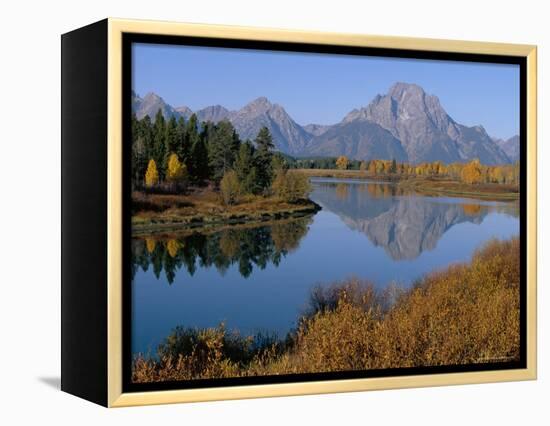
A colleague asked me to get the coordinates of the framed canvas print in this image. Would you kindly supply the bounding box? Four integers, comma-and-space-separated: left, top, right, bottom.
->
61, 18, 537, 407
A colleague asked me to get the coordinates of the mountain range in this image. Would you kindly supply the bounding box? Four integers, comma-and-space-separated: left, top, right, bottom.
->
132, 82, 518, 165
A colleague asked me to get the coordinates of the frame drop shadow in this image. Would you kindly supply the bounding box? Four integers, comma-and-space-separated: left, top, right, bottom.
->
38, 376, 61, 390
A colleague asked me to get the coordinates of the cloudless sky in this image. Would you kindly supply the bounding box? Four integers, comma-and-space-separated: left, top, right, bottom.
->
133, 43, 519, 139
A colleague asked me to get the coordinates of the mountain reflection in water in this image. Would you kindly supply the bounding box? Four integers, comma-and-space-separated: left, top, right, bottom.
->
310, 179, 518, 260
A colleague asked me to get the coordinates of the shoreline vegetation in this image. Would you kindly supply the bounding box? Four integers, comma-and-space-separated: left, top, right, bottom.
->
132, 237, 520, 382
132, 188, 320, 235
296, 167, 519, 201
396, 177, 519, 201
132, 114, 315, 233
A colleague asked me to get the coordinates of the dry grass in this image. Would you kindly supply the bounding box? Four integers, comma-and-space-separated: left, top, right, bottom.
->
398, 177, 519, 201
132, 188, 320, 234
295, 169, 519, 201
295, 168, 399, 181
132, 237, 520, 382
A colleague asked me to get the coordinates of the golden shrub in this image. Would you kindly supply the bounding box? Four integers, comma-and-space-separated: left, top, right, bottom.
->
219, 170, 241, 205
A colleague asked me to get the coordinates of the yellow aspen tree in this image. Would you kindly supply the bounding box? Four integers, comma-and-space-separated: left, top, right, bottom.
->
461, 159, 482, 184
166, 153, 187, 183
368, 160, 377, 175
145, 159, 159, 188
336, 155, 349, 170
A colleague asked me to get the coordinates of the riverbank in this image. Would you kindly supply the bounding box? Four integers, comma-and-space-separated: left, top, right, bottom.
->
132, 236, 520, 382
397, 177, 519, 201
295, 169, 519, 201
296, 168, 401, 181
132, 189, 321, 235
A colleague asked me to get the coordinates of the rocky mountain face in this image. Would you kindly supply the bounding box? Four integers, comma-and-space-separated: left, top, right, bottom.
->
331, 83, 510, 165
132, 93, 311, 153
227, 97, 312, 153
132, 83, 514, 164
494, 135, 520, 162
196, 105, 230, 123
303, 123, 331, 136
174, 105, 193, 120
305, 120, 407, 161
132, 92, 181, 120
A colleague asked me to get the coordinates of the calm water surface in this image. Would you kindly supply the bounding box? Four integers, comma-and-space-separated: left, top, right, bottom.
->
131, 178, 519, 354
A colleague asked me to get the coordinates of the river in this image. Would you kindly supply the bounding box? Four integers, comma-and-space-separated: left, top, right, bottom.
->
131, 177, 519, 355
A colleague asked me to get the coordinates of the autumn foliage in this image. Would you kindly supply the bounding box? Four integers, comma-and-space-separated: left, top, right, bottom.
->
359, 158, 519, 185
144, 159, 159, 188
336, 155, 349, 170
219, 170, 241, 205
461, 159, 483, 184
166, 153, 187, 184
271, 169, 312, 203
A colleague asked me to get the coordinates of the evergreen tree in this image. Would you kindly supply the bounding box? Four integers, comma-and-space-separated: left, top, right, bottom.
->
253, 127, 275, 191
164, 116, 179, 172
131, 113, 148, 187
390, 158, 397, 173
234, 140, 258, 194
140, 115, 153, 160
175, 116, 188, 164
208, 120, 240, 183
184, 114, 199, 166
189, 136, 209, 184
152, 109, 166, 179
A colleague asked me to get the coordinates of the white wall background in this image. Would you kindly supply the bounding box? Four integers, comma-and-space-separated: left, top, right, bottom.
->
0, 0, 546, 423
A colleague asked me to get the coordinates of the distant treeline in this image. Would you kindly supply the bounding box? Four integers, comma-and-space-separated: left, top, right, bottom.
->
288, 156, 520, 185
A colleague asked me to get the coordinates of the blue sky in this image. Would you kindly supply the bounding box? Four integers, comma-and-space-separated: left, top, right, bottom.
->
133, 43, 520, 139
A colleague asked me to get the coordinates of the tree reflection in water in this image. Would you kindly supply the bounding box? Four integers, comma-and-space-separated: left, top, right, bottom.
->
131, 216, 313, 284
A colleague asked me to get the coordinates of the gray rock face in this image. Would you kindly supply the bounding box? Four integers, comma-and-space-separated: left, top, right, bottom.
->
303, 123, 331, 136
494, 135, 520, 162
195, 105, 230, 123
304, 120, 407, 161
132, 92, 180, 120
341, 82, 510, 165
174, 105, 193, 120
227, 97, 312, 153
